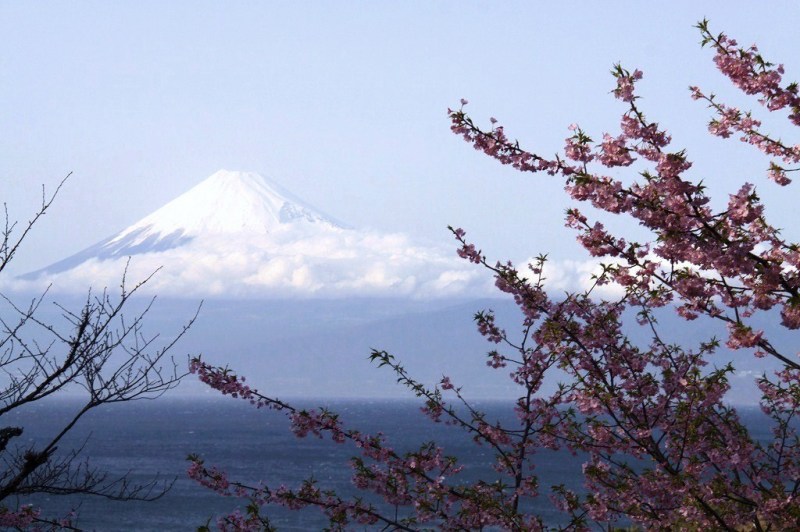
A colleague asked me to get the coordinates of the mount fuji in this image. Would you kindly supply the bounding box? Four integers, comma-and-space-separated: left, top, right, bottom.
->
9, 171, 777, 402
19, 170, 485, 298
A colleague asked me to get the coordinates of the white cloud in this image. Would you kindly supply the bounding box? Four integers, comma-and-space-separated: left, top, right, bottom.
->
520, 256, 627, 299
4, 229, 493, 299
6, 225, 683, 301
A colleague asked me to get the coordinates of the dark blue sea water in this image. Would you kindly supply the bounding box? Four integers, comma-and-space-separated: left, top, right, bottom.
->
7, 398, 772, 531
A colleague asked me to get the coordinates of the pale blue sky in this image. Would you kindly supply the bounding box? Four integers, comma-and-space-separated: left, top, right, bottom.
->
2, 2, 799, 276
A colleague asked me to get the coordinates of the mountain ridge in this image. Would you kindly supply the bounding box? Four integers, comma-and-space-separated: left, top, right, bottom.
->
23, 170, 345, 278
18, 170, 484, 298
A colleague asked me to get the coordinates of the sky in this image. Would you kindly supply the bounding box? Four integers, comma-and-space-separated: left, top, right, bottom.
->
2, 2, 800, 279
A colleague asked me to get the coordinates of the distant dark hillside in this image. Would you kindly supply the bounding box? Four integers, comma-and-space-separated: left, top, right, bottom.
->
5, 294, 791, 403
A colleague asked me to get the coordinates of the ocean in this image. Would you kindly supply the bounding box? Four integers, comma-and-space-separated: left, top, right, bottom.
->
8, 398, 772, 531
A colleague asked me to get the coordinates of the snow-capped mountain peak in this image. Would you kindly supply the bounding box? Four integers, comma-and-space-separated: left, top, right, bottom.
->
17, 169, 484, 298
23, 170, 345, 278
111, 169, 342, 242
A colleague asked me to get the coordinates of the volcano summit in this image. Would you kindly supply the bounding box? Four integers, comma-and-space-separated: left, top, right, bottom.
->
20, 170, 482, 298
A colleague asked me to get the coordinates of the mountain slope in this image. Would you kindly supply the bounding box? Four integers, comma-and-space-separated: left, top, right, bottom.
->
24, 170, 345, 277
110, 169, 345, 239
18, 170, 485, 298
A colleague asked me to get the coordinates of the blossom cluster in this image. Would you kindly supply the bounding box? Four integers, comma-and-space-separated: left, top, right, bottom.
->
0, 506, 40, 528
444, 22, 800, 528
192, 22, 800, 530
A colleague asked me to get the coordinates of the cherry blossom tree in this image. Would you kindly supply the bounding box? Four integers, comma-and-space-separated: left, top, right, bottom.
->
190, 21, 800, 530
0, 175, 196, 529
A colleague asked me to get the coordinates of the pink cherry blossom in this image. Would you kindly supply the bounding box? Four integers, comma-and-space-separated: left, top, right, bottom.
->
191, 21, 800, 530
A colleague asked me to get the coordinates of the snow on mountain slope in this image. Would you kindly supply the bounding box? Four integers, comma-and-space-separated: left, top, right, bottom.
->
16, 170, 488, 298
111, 169, 345, 240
